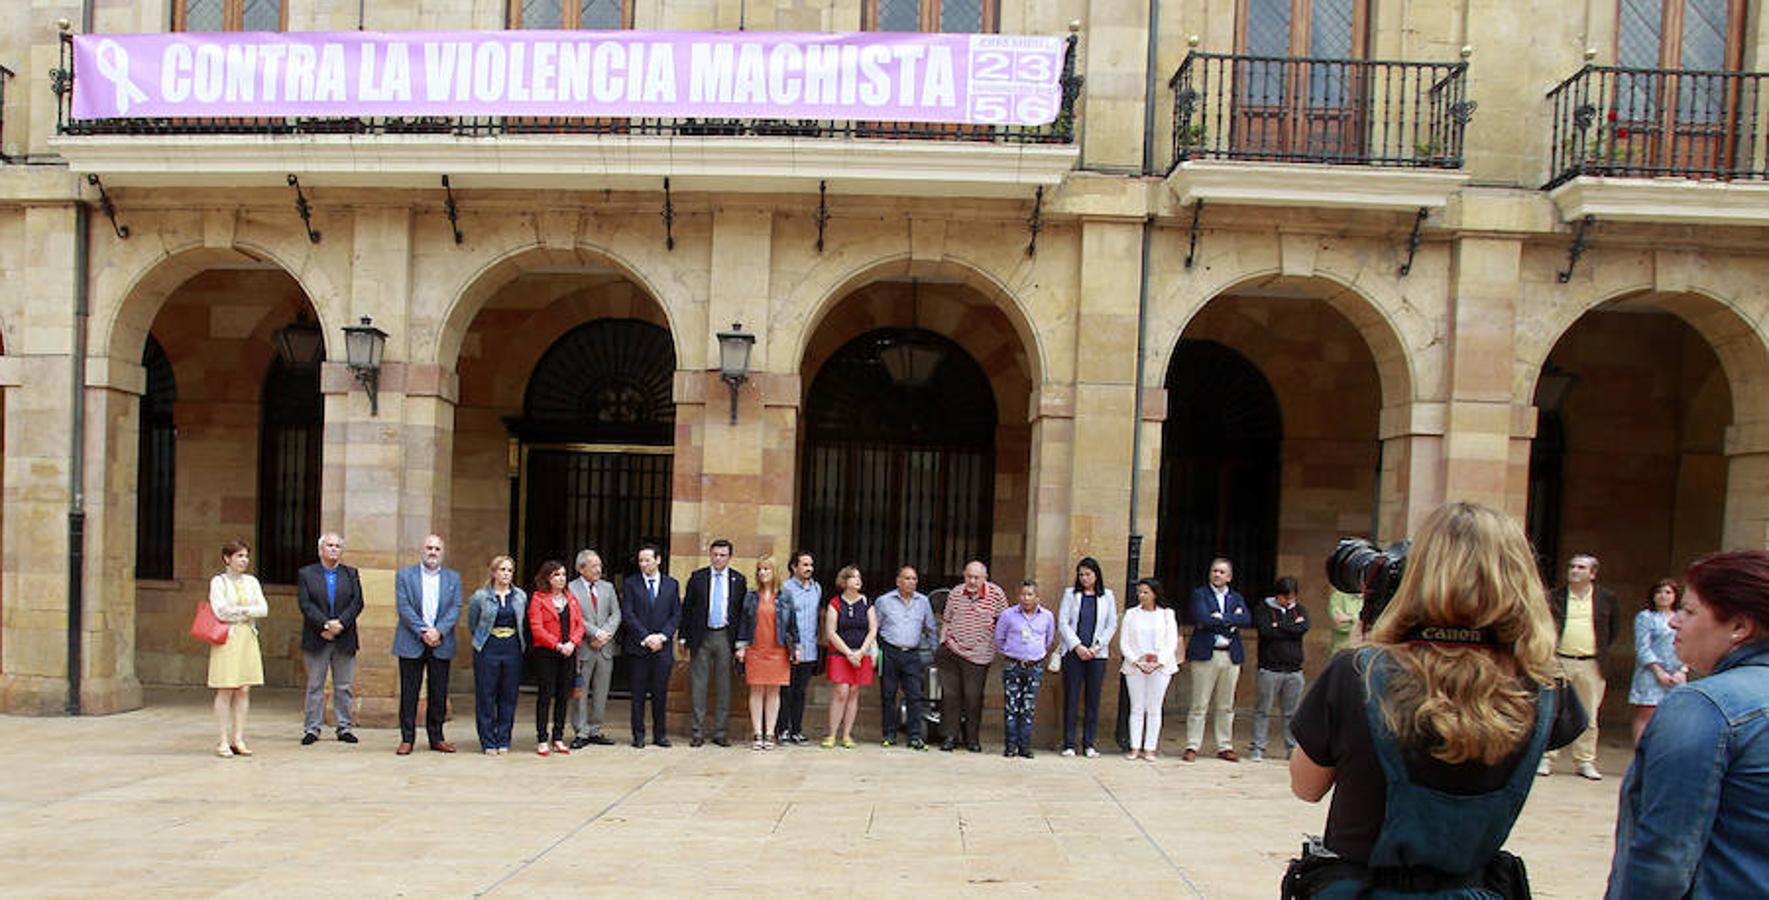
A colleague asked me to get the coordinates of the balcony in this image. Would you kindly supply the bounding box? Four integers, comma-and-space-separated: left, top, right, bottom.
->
48, 32, 1083, 199
1544, 64, 1769, 226
1164, 51, 1472, 212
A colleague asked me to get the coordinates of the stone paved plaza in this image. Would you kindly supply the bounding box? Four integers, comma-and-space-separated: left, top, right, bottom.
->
0, 687, 1628, 897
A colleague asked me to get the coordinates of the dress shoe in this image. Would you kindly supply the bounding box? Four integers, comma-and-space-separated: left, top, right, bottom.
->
301, 733, 319, 746
337, 731, 359, 744
1181, 748, 1198, 762
712, 736, 730, 748
1536, 758, 1552, 777
909, 739, 928, 751
690, 736, 705, 748
1217, 749, 1239, 762
1018, 746, 1034, 759
1577, 762, 1603, 781
395, 742, 414, 755
229, 742, 253, 757
550, 740, 569, 755
966, 742, 983, 753
1003, 745, 1017, 758
653, 737, 672, 748
568, 736, 590, 751
430, 741, 457, 754
631, 737, 646, 749
585, 734, 615, 746
940, 737, 957, 752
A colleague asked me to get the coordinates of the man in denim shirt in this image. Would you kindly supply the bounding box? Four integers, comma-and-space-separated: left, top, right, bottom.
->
775, 551, 823, 745
875, 566, 938, 750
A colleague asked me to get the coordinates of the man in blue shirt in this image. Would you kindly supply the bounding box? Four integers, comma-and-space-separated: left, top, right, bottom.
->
775, 551, 822, 745
875, 565, 939, 750
295, 532, 365, 745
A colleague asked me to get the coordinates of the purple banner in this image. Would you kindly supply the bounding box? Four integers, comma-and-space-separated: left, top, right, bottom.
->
72, 30, 1064, 125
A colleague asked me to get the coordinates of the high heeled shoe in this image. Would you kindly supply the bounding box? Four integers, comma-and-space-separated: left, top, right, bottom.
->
215, 742, 234, 758
229, 741, 253, 757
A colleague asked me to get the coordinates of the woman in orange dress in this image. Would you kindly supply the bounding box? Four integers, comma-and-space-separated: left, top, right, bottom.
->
737, 555, 797, 750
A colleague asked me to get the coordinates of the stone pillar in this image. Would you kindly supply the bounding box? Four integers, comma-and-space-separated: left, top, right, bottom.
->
1723, 419, 1769, 549
1, 203, 143, 714
1377, 402, 1448, 540
1067, 219, 1143, 588
1441, 237, 1523, 511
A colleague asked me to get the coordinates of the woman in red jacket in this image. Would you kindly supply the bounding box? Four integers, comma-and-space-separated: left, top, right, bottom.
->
527, 560, 585, 756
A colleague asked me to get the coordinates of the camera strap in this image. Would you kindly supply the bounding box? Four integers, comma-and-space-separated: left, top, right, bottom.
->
1401, 625, 1502, 646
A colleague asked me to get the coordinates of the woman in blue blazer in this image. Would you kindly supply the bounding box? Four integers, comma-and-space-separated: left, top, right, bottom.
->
466, 555, 528, 754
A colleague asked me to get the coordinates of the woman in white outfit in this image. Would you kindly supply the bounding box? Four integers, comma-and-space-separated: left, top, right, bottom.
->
208, 538, 269, 758
1120, 577, 1180, 760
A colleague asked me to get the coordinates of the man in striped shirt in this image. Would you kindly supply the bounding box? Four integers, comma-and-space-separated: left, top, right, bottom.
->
938, 560, 1010, 752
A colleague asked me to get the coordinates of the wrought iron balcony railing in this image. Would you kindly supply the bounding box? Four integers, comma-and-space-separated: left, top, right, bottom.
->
1168, 51, 1471, 171
0, 64, 15, 161
1544, 64, 1765, 188
52, 31, 1083, 146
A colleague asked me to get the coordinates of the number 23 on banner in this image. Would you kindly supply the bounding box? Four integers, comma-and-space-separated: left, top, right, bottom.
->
971, 49, 1054, 84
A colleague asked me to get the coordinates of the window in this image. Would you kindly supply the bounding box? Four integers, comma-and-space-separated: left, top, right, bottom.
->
1611, 0, 1749, 172
863, 0, 998, 33
1232, 0, 1372, 159
256, 359, 322, 586
508, 0, 634, 29
136, 336, 176, 581
1618, 0, 1745, 70
174, 0, 284, 31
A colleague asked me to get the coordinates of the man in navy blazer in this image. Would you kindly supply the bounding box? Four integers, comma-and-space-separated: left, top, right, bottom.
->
296, 532, 365, 744
620, 543, 682, 748
393, 534, 464, 754
680, 538, 748, 747
1183, 557, 1251, 762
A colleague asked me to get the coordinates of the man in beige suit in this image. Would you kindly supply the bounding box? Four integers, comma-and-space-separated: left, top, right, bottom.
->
568, 549, 622, 749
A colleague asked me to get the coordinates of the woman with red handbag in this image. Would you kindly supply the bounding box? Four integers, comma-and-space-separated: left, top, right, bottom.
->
208, 539, 269, 758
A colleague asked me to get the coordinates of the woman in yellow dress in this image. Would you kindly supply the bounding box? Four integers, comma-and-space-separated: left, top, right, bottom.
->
209, 538, 269, 758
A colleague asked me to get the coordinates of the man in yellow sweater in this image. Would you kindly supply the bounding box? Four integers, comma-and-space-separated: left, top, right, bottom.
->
1540, 553, 1618, 780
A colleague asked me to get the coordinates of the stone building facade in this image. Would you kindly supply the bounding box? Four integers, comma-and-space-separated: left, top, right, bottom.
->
2, 0, 1766, 738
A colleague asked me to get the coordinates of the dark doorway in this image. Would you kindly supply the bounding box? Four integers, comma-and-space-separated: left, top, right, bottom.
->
257, 356, 324, 586
510, 318, 676, 588
1155, 339, 1283, 612
798, 328, 997, 593
137, 335, 177, 580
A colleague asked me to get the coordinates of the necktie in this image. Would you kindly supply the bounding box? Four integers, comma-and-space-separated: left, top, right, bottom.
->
648, 578, 657, 601
712, 573, 724, 628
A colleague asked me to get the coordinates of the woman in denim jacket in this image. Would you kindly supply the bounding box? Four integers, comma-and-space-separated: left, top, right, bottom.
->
466, 555, 528, 754
736, 555, 799, 750
1608, 550, 1769, 899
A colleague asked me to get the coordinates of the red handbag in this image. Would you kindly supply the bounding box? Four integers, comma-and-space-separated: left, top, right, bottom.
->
191, 600, 230, 645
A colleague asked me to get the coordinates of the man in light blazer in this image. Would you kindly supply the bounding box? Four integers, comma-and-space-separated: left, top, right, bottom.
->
1183, 557, 1252, 762
393, 534, 464, 754
296, 532, 366, 744
568, 549, 621, 749
680, 538, 748, 747
620, 544, 682, 748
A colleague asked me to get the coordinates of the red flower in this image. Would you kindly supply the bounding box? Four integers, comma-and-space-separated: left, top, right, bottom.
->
1617, 127, 1630, 139
1607, 109, 1618, 122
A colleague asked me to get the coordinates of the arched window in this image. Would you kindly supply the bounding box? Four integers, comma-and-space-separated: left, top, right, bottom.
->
1156, 339, 1282, 611
136, 336, 177, 580
257, 358, 323, 585
799, 328, 997, 591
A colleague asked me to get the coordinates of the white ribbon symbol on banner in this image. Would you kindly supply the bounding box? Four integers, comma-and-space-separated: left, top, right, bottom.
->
94, 39, 149, 115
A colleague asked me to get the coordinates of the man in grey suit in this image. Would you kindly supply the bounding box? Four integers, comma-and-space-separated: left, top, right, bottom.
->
392, 534, 464, 754
568, 549, 621, 749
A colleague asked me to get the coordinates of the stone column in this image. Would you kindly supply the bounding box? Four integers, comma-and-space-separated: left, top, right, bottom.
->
1377, 402, 1448, 540
1441, 237, 1523, 511
1067, 218, 1143, 588
1723, 419, 1769, 549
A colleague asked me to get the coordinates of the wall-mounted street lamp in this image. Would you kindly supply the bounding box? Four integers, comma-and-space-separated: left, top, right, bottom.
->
342, 315, 388, 416
716, 322, 755, 425
272, 310, 325, 367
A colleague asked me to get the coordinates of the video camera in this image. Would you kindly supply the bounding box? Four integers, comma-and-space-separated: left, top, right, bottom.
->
1326, 537, 1412, 629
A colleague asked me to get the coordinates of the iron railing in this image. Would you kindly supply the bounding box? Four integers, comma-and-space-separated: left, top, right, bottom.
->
53, 32, 1084, 145
1168, 51, 1471, 171
1544, 64, 1765, 188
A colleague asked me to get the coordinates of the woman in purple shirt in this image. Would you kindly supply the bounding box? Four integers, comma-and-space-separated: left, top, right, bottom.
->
994, 579, 1057, 759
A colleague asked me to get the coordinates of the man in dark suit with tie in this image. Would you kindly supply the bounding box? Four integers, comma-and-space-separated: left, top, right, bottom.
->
620, 543, 682, 748
296, 532, 365, 745
392, 534, 464, 755
1182, 557, 1251, 762
681, 538, 748, 747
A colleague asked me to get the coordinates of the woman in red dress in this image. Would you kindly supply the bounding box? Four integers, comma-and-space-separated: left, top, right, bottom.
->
822, 565, 878, 749
737, 555, 797, 750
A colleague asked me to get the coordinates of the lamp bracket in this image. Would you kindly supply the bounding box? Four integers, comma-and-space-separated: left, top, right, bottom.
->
815, 179, 830, 253
1184, 199, 1206, 269
661, 177, 675, 251
1026, 185, 1044, 257
1397, 207, 1427, 277
1557, 215, 1595, 284
287, 174, 321, 244
85, 174, 129, 239
441, 175, 464, 245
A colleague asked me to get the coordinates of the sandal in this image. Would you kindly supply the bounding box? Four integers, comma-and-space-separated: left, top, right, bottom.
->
229, 742, 252, 757
752, 733, 765, 751
762, 733, 776, 750
820, 735, 837, 749
215, 742, 234, 758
